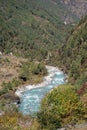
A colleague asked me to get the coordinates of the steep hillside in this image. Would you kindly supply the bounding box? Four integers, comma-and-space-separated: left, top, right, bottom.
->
59, 16, 87, 85
49, 0, 87, 21
60, 0, 87, 18
0, 0, 72, 60
38, 16, 87, 130
0, 0, 87, 85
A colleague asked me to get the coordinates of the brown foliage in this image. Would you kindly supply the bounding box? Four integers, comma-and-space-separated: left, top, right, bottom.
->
77, 82, 87, 95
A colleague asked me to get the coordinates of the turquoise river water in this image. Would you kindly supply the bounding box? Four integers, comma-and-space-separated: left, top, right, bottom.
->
16, 66, 66, 115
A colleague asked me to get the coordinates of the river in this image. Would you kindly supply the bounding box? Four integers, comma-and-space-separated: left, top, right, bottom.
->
15, 66, 66, 115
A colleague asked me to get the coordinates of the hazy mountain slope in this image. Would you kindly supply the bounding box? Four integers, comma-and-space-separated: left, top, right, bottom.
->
50, 0, 87, 18
64, 0, 87, 18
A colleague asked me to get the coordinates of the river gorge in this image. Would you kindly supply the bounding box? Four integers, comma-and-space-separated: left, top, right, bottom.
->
15, 66, 66, 115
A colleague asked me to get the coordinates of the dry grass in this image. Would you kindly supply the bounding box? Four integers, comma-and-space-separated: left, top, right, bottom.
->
0, 54, 27, 89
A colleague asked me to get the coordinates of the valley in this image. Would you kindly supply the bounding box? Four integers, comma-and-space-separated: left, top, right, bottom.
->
0, 0, 87, 130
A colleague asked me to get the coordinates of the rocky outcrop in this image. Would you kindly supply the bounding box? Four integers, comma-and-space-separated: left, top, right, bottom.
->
0, 93, 20, 104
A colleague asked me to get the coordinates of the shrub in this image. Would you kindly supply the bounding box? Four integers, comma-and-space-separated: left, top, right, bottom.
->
0, 79, 20, 96
38, 85, 85, 130
0, 113, 40, 130
31, 63, 47, 75
19, 63, 30, 81
19, 62, 47, 82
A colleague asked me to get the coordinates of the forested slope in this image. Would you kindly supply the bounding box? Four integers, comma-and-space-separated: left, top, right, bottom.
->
38, 16, 87, 130
59, 16, 87, 85
0, 0, 73, 60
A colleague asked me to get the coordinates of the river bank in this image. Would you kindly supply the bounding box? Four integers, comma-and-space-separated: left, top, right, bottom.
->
15, 65, 65, 97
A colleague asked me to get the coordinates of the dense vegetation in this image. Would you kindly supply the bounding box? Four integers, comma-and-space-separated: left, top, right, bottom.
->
0, 79, 20, 96
38, 85, 87, 130
0, 112, 40, 130
58, 16, 87, 86
37, 16, 87, 130
0, 0, 76, 60
38, 16, 87, 130
19, 61, 47, 83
